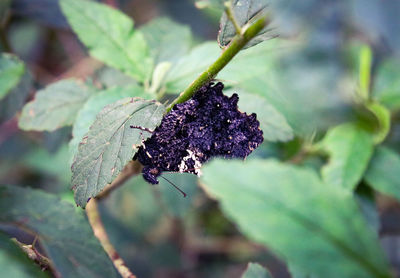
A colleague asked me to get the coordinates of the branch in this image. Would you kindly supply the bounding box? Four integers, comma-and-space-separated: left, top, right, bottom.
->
11, 238, 53, 271
86, 199, 136, 278
166, 15, 269, 112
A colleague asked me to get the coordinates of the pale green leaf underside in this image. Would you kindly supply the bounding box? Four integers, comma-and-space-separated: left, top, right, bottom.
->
0, 233, 48, 278
364, 146, 400, 201
241, 263, 273, 278
69, 85, 149, 163
195, 0, 224, 10
321, 123, 374, 190
0, 185, 118, 278
0, 53, 25, 101
218, 40, 281, 85
158, 173, 199, 219
24, 144, 71, 185
164, 40, 280, 94
165, 42, 220, 93
71, 97, 165, 207
60, 0, 153, 82
140, 17, 192, 64
19, 79, 91, 132
227, 88, 293, 142
288, 263, 317, 278
201, 159, 390, 278
373, 59, 400, 111
218, 0, 272, 49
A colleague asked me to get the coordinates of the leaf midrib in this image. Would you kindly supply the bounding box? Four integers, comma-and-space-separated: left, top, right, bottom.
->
225, 187, 390, 278
27, 98, 87, 120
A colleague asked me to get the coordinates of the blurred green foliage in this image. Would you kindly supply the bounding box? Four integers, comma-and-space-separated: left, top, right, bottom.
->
1, 0, 400, 277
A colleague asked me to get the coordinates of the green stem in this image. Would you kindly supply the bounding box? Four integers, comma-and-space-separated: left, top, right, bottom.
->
224, 1, 242, 35
358, 45, 372, 101
166, 15, 268, 112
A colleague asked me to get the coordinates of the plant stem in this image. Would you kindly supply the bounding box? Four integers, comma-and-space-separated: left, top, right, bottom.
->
358, 45, 372, 101
166, 15, 269, 112
86, 199, 136, 278
224, 1, 242, 35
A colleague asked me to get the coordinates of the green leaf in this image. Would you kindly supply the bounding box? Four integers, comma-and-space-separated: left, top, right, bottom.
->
288, 263, 316, 278
69, 85, 148, 163
71, 97, 165, 207
234, 40, 352, 136
19, 79, 91, 132
226, 88, 293, 142
321, 124, 374, 190
241, 263, 273, 278
201, 159, 391, 278
373, 59, 400, 111
0, 53, 25, 101
158, 173, 199, 219
237, 72, 343, 137
0, 185, 118, 278
148, 61, 172, 95
60, 0, 153, 82
364, 146, 400, 202
218, 0, 273, 49
105, 175, 162, 235
0, 232, 49, 278
365, 102, 391, 144
195, 0, 224, 10
219, 40, 281, 85
23, 144, 71, 185
355, 185, 380, 233
0, 69, 32, 123
165, 40, 280, 93
141, 17, 192, 64
165, 42, 219, 93
94, 67, 137, 88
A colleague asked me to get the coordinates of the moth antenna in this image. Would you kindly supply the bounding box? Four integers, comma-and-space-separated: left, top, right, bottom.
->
160, 176, 187, 198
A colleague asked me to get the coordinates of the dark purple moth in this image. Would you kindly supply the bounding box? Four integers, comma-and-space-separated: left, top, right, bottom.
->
133, 82, 264, 185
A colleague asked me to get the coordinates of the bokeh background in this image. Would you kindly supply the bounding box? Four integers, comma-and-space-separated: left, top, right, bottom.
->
1, 0, 400, 277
